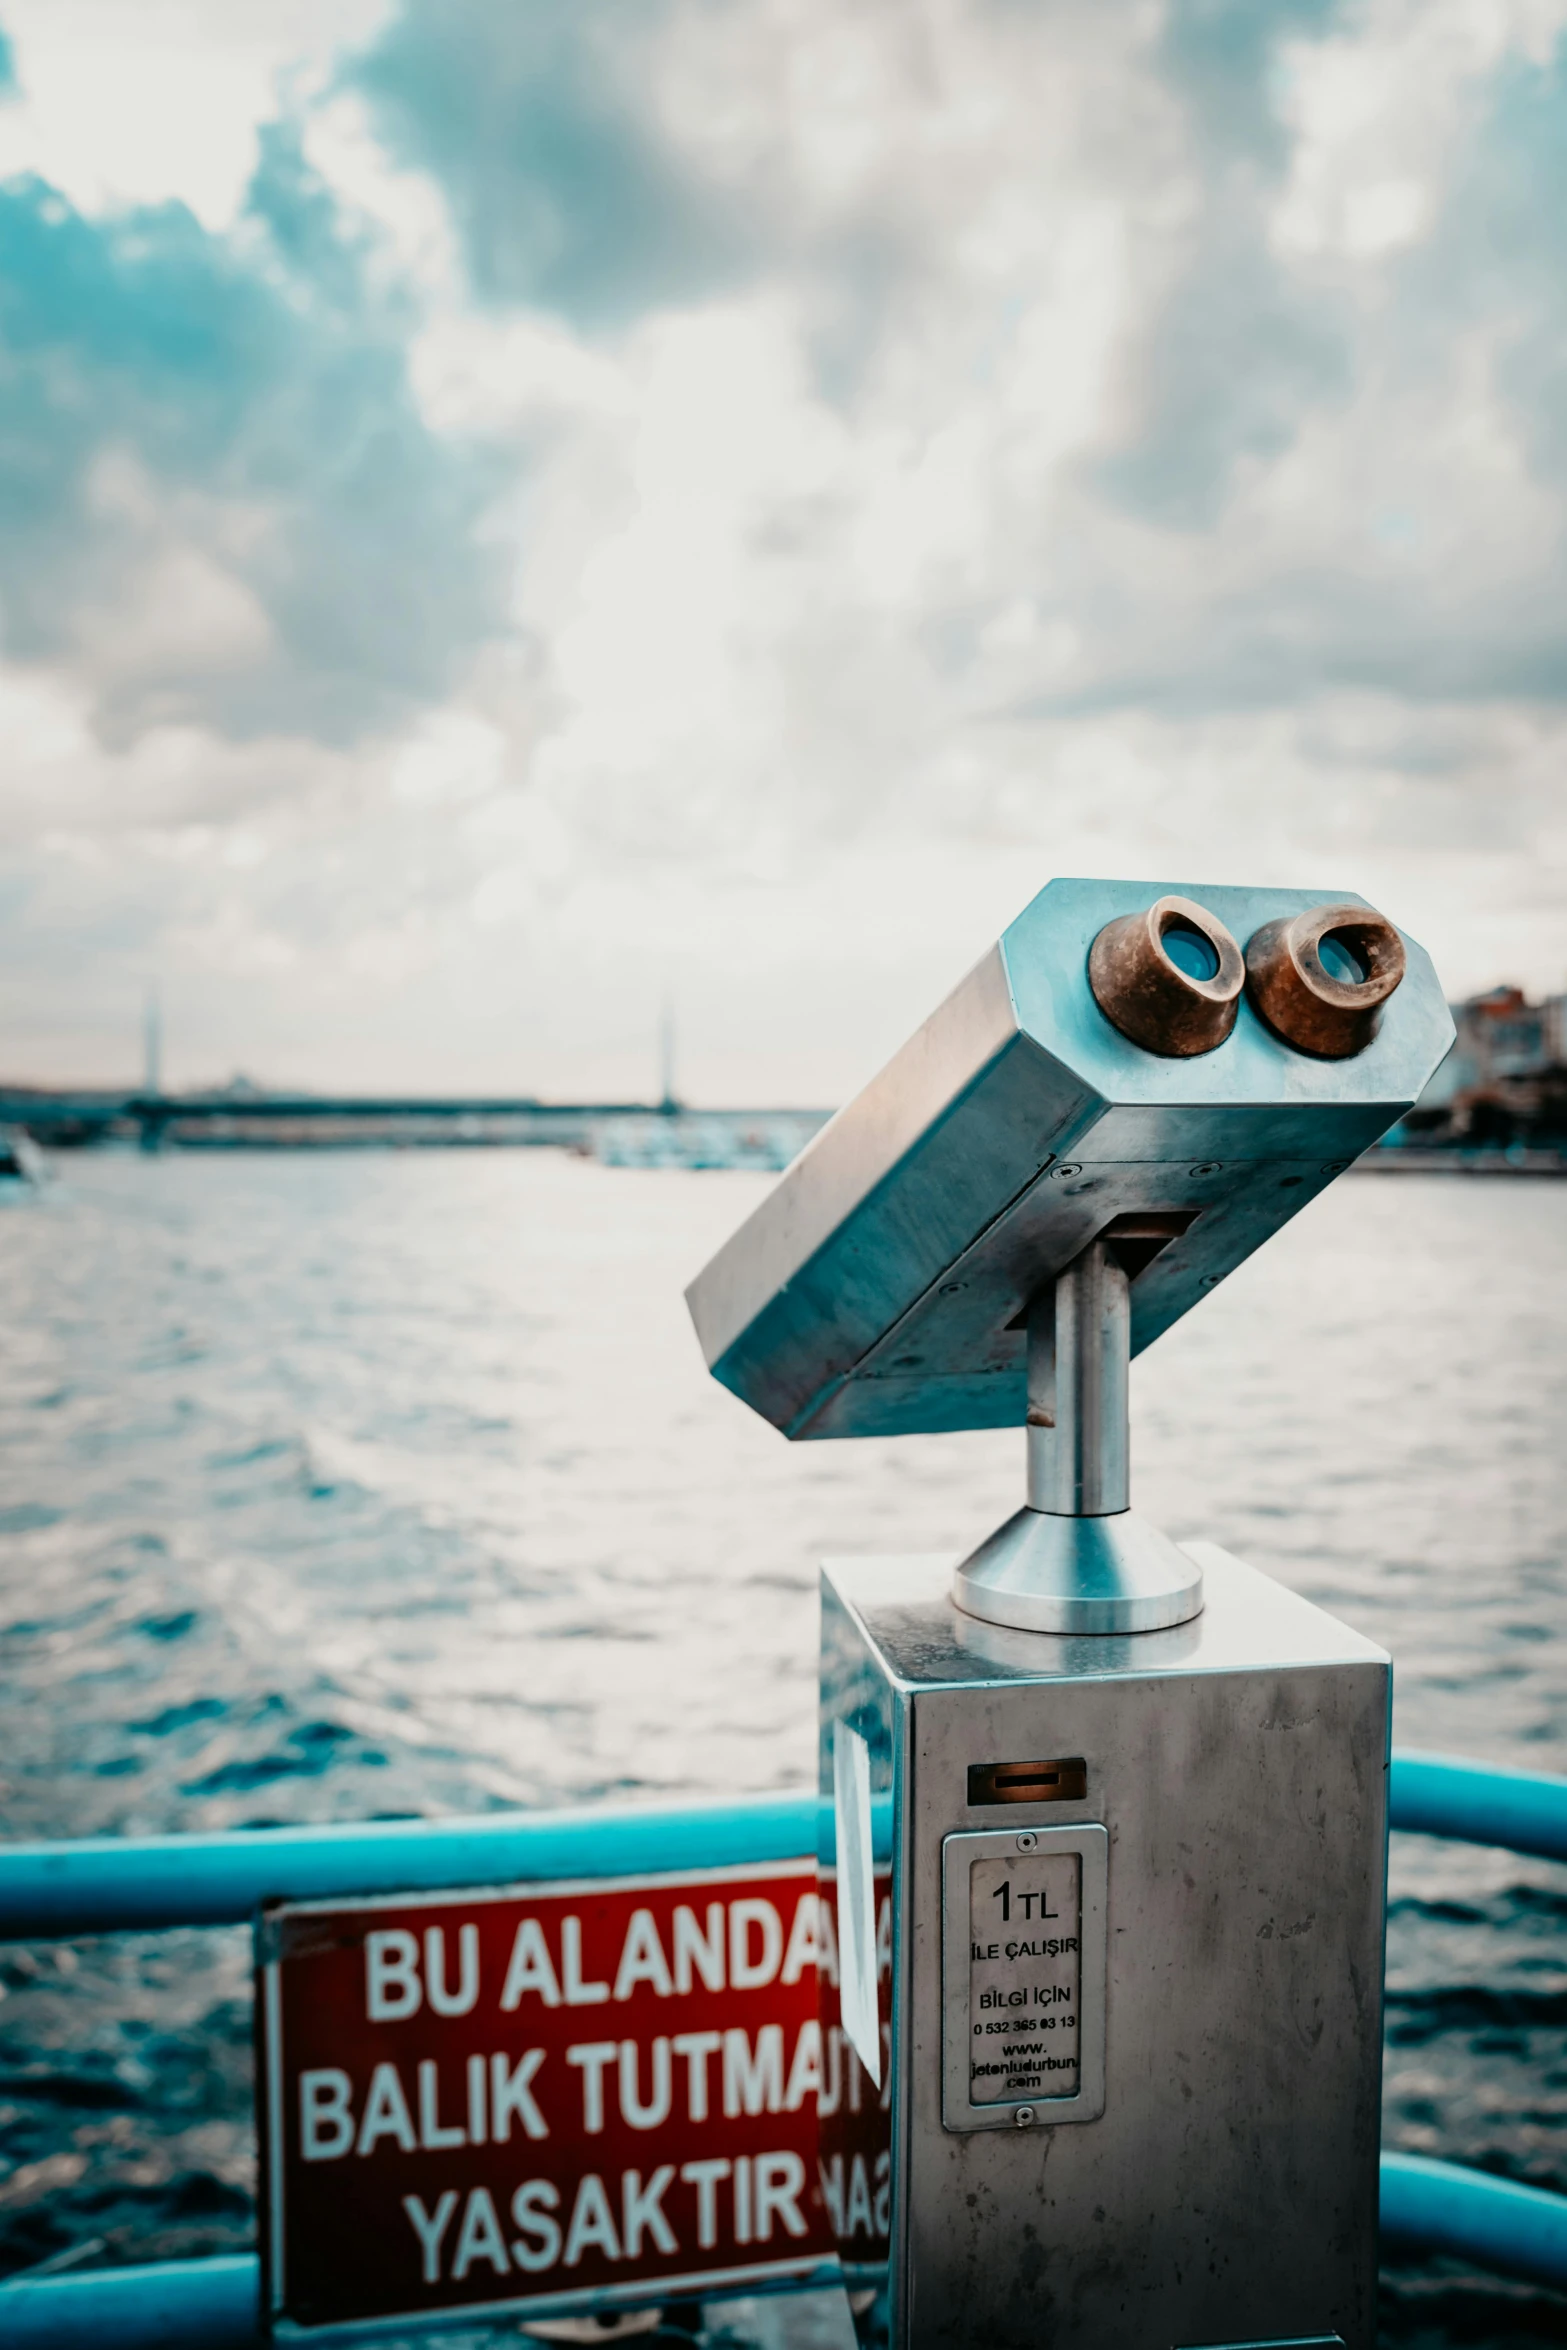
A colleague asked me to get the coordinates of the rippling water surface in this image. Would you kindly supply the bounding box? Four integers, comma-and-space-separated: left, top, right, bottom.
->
0, 1151, 1563, 2345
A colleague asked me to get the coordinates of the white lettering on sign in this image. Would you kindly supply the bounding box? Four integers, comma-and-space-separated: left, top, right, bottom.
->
427, 1926, 479, 2017
419, 2058, 465, 2150
619, 2037, 672, 2130
264, 1861, 832, 2329
492, 2049, 548, 2141
561, 1917, 610, 2006
779, 1897, 820, 1986
402, 2189, 457, 2283
452, 2185, 508, 2278
367, 1931, 422, 2020
673, 1905, 724, 1991
510, 2180, 561, 2270
299, 2069, 354, 2161
489, 1895, 825, 2015
729, 1901, 782, 1990
818, 2148, 890, 2241
566, 2041, 617, 2133
296, 2024, 829, 2164
358, 2062, 417, 2154
615, 1912, 672, 2001
622, 2165, 678, 2257
364, 1925, 478, 2019
302, 2055, 551, 2160
394, 2157, 811, 2285
967, 1853, 1081, 2102
671, 2028, 720, 2118
500, 1919, 561, 2010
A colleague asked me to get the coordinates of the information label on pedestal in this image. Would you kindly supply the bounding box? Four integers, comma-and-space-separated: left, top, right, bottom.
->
941, 1824, 1107, 2132
967, 1852, 1080, 2102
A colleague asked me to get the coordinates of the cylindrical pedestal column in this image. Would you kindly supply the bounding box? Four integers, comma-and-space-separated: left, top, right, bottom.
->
952, 1237, 1203, 1635
1027, 1242, 1129, 1517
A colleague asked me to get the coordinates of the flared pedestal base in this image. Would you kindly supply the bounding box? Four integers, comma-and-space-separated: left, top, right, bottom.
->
951, 1506, 1204, 1635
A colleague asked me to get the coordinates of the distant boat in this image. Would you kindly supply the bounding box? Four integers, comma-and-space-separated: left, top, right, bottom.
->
0, 1124, 47, 1191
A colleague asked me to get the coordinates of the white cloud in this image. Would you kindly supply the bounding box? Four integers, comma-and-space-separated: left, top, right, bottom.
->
0, 0, 394, 227
2, 0, 1567, 1098
1272, 0, 1567, 260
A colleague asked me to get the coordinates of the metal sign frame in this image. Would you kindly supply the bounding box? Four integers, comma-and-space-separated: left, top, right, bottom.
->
940, 1824, 1107, 2132
257, 1857, 835, 2341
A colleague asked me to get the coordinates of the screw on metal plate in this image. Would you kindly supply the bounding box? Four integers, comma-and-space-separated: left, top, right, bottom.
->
1049, 1164, 1083, 1179
1013, 2105, 1036, 2128
1199, 1274, 1221, 1288
1188, 1161, 1223, 1176
1016, 1831, 1039, 1851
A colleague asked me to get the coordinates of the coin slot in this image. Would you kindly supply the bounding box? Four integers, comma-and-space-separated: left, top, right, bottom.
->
968, 1758, 1087, 1806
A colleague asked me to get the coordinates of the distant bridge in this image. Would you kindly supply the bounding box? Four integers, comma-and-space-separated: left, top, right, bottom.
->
0, 1090, 831, 1170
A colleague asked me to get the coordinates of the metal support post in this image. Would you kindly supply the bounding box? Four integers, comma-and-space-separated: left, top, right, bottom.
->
1026, 1241, 1129, 1517
953, 1239, 1200, 1636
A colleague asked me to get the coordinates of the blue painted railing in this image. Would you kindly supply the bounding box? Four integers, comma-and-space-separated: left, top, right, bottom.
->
1381, 2154, 1567, 2293
1, 1748, 1563, 2344
3, 2256, 258, 2350
0, 1791, 820, 1940
0, 1752, 1556, 1944
1389, 1750, 1567, 1863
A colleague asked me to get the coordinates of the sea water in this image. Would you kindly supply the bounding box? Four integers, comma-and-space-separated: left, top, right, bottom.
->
0, 1152, 1563, 2345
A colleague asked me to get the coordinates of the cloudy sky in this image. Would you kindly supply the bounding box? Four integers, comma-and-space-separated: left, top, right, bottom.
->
0, 0, 1563, 1101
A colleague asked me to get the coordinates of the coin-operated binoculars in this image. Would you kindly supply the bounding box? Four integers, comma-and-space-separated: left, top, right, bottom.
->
687, 880, 1454, 2350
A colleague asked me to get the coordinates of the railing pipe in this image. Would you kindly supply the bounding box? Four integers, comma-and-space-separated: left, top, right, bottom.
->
0, 1793, 818, 1942
1380, 2153, 1567, 2292
1387, 1751, 1567, 1863
0, 2254, 258, 2349
0, 1755, 1562, 1943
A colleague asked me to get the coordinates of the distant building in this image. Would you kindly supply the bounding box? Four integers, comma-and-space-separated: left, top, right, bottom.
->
1402, 984, 1567, 1146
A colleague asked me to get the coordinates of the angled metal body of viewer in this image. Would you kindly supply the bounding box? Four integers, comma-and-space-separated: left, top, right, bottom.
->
685, 878, 1453, 1442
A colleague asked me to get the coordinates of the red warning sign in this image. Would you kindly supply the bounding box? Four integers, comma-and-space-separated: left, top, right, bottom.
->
258, 1860, 838, 2334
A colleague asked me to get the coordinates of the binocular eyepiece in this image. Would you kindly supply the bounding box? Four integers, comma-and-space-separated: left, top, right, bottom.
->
1089, 896, 1407, 1060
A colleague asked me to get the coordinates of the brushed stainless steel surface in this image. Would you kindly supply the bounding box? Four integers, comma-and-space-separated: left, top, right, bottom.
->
687, 878, 1454, 1441
957, 1241, 1206, 1631
951, 1507, 1205, 1633
1038, 1240, 1129, 1515
820, 1544, 1390, 2350
940, 1824, 1107, 2130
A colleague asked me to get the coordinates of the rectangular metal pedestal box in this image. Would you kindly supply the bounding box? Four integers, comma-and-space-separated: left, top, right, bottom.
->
818, 1542, 1390, 2350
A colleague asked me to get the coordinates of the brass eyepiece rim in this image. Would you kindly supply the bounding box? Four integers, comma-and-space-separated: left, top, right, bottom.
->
1244, 903, 1407, 1058
1087, 895, 1244, 1058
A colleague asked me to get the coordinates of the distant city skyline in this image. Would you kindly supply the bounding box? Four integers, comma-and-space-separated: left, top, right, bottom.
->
1, 1, 1565, 1102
